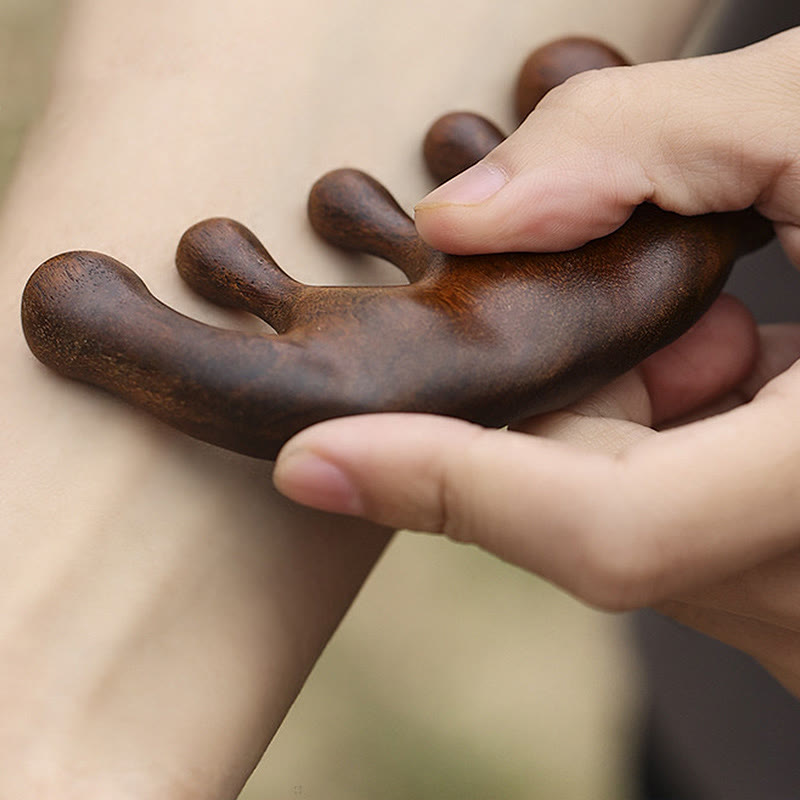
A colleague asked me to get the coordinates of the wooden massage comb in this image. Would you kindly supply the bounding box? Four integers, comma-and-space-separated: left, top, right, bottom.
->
21, 37, 772, 459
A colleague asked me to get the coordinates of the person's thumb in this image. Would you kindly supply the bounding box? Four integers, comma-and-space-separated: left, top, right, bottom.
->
414, 28, 800, 264
274, 414, 620, 599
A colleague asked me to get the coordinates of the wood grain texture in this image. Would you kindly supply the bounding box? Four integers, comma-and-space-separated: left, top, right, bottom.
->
21, 38, 772, 460
423, 112, 505, 183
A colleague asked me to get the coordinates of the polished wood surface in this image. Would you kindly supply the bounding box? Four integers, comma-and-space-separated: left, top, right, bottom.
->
515, 36, 629, 120
20, 38, 772, 460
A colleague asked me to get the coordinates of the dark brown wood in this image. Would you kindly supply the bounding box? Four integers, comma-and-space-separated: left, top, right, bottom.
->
20, 38, 773, 460
428, 36, 630, 186
423, 112, 505, 183
515, 36, 628, 121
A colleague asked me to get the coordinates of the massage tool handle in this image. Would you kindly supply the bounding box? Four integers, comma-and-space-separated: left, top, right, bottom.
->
21, 37, 772, 459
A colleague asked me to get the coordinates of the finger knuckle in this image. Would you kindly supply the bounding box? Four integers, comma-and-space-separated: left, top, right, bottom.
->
570, 510, 665, 611
537, 65, 633, 122
437, 427, 503, 546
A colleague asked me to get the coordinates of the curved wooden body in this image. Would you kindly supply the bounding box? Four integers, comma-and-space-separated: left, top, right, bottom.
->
21, 38, 772, 460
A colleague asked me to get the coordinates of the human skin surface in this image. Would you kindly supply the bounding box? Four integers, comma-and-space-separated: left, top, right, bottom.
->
0, 0, 704, 796
275, 26, 800, 701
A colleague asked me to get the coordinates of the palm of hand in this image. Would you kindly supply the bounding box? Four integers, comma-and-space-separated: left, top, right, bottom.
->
519, 316, 800, 698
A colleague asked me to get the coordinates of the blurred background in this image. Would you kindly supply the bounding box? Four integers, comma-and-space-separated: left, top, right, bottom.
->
0, 0, 62, 195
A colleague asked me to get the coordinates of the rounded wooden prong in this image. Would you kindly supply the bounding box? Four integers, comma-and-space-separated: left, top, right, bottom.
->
21, 251, 325, 459
308, 168, 430, 281
515, 36, 629, 121
423, 112, 506, 184
19, 209, 774, 462
176, 218, 303, 333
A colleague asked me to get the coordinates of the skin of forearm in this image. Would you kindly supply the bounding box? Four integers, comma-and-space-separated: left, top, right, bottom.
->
0, 0, 706, 797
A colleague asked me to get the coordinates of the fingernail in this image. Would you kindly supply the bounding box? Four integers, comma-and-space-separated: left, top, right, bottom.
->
415, 162, 508, 210
274, 449, 364, 516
